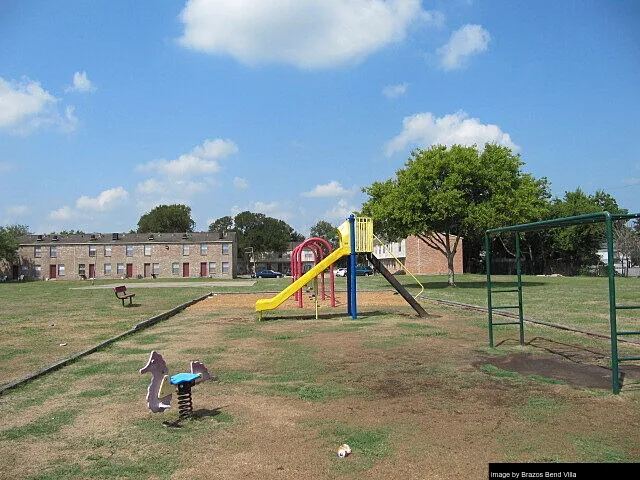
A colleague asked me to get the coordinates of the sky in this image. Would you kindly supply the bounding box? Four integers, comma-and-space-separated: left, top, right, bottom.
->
1, 0, 639, 237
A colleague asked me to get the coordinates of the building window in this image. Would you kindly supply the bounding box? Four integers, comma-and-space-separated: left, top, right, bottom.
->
222, 262, 230, 274
183, 244, 189, 256
144, 245, 152, 256
35, 265, 41, 277
126, 245, 133, 256
89, 245, 96, 257
222, 243, 230, 255
172, 262, 180, 275
209, 262, 216, 274
34, 246, 41, 258
104, 245, 112, 257
58, 264, 65, 276
79, 264, 86, 276
153, 263, 160, 275
200, 244, 207, 255
104, 263, 112, 275
50, 246, 57, 257
117, 263, 125, 275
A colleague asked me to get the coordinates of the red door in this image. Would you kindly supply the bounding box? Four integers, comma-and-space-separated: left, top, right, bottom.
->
183, 263, 190, 277
126, 264, 133, 278
89, 264, 95, 279
200, 262, 207, 277
49, 265, 57, 279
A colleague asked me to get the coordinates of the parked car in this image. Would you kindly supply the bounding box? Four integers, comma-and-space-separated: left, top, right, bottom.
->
334, 266, 373, 276
356, 265, 373, 276
254, 269, 284, 278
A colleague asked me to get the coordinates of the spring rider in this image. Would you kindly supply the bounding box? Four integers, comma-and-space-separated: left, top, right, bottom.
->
140, 350, 213, 424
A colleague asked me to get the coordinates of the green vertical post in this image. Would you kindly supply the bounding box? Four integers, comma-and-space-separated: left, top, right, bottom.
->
515, 232, 525, 346
605, 214, 620, 394
485, 233, 494, 347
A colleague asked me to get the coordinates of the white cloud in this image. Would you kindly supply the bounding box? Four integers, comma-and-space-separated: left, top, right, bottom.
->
322, 199, 358, 224
137, 138, 238, 178
385, 110, 518, 156
231, 201, 293, 221
437, 24, 490, 71
49, 206, 75, 221
46, 187, 130, 228
302, 180, 356, 197
233, 177, 249, 189
0, 77, 56, 130
382, 82, 409, 99
193, 138, 239, 158
76, 187, 129, 211
178, 0, 440, 69
0, 77, 78, 134
66, 71, 96, 93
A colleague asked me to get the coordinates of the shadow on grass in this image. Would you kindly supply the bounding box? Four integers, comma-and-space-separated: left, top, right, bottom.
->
162, 407, 226, 428
260, 310, 419, 322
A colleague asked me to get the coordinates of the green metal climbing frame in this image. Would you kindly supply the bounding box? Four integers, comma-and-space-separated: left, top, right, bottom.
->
485, 211, 640, 394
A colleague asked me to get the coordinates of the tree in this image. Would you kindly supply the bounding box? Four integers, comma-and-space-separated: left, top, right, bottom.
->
0, 224, 29, 263
208, 211, 304, 254
208, 216, 234, 235
614, 222, 640, 276
310, 220, 339, 250
54, 229, 85, 235
137, 204, 195, 233
361, 144, 550, 285
541, 189, 627, 274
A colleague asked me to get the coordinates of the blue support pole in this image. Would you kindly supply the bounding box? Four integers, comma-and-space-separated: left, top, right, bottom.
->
348, 214, 357, 319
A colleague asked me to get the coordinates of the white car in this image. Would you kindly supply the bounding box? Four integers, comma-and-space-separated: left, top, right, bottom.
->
334, 267, 347, 277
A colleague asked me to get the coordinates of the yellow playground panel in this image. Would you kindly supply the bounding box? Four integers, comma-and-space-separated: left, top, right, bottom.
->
336, 216, 373, 253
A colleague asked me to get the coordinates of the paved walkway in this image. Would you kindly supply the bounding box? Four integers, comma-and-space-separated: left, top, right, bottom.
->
71, 281, 256, 290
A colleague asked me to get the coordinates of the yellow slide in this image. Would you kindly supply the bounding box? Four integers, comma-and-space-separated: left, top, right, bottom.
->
255, 245, 350, 313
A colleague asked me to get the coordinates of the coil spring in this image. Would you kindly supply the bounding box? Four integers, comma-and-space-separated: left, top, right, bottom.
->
177, 385, 193, 419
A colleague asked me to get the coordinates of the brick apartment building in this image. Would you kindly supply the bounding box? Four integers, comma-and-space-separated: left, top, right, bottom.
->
372, 234, 463, 275
11, 231, 237, 281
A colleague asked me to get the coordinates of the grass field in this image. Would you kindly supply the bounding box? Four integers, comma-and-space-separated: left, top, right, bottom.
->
0, 274, 638, 479
0, 274, 639, 389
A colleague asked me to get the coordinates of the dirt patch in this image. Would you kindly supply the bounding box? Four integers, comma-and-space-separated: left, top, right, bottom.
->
477, 337, 640, 390
189, 290, 420, 312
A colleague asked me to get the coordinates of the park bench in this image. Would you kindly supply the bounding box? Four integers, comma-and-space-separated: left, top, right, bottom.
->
114, 285, 135, 306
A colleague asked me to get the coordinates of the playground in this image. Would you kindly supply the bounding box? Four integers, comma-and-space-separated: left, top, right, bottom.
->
0, 215, 639, 478
1, 283, 639, 479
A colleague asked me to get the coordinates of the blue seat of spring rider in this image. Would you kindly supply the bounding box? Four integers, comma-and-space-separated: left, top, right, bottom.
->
170, 372, 202, 385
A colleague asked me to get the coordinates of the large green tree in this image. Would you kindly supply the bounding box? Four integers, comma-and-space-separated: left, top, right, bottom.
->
310, 220, 339, 250
208, 211, 304, 254
208, 216, 233, 235
0, 224, 30, 263
361, 144, 550, 285
137, 204, 195, 233
538, 188, 627, 274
